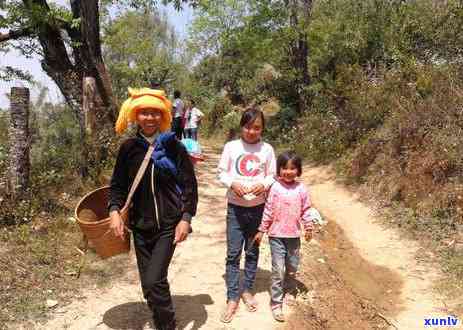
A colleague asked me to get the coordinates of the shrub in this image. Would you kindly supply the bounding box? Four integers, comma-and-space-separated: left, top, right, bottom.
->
202, 95, 234, 136
351, 65, 463, 226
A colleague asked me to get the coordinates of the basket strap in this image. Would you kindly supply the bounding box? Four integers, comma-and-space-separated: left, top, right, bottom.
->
121, 144, 155, 212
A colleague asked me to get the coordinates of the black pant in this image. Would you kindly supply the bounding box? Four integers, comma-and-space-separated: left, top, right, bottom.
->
133, 224, 177, 330
171, 117, 183, 140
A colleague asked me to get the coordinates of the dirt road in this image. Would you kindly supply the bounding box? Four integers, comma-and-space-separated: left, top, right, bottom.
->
20, 146, 450, 330
300, 166, 450, 330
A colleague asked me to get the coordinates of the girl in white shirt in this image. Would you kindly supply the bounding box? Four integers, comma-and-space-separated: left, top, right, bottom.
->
217, 107, 276, 323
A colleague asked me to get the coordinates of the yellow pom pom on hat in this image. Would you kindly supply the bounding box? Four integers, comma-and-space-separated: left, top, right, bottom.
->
115, 87, 172, 134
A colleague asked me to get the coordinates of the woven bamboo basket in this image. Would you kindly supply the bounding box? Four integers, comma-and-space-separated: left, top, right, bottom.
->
75, 186, 130, 258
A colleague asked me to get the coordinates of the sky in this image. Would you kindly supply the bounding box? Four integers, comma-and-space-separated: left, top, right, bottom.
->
0, 1, 193, 109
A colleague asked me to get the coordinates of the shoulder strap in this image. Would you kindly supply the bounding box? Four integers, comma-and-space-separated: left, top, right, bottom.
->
121, 144, 155, 212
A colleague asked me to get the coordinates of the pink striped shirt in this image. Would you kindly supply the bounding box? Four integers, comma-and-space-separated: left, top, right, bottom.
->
259, 180, 314, 238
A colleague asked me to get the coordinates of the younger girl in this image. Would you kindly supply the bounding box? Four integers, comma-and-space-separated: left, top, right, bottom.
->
255, 151, 314, 322
218, 107, 276, 323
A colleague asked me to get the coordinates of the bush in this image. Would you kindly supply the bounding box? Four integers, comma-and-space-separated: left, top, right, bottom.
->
348, 65, 463, 229
201, 95, 234, 136
0, 103, 116, 226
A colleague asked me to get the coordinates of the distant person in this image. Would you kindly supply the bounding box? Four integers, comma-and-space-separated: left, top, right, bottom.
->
150, 79, 162, 89
172, 90, 185, 140
254, 151, 314, 322
217, 107, 276, 323
183, 100, 204, 141
109, 87, 198, 330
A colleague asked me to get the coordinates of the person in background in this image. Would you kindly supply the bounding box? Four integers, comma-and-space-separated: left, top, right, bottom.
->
254, 151, 314, 322
184, 99, 204, 141
150, 79, 162, 89
171, 90, 184, 140
217, 107, 276, 323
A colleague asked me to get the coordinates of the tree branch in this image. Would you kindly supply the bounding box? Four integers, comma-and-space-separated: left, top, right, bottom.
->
0, 28, 33, 43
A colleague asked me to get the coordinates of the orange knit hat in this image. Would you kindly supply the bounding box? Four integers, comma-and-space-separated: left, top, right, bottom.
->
115, 87, 172, 134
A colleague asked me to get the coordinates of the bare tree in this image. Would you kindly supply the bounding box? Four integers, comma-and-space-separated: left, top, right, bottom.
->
8, 87, 30, 198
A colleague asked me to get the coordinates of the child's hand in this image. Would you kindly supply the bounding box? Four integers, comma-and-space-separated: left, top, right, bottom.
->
231, 182, 247, 197
305, 230, 313, 242
249, 183, 265, 196
254, 231, 264, 245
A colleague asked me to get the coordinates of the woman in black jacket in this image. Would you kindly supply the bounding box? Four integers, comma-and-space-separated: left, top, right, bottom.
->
108, 88, 198, 330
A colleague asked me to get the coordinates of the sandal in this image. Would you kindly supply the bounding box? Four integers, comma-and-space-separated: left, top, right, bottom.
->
284, 293, 297, 307
220, 300, 239, 323
241, 291, 258, 312
271, 305, 285, 322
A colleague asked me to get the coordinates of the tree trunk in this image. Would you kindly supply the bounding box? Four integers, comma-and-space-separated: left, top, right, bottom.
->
8, 87, 30, 198
289, 0, 313, 114
19, 0, 115, 127
83, 77, 99, 136
73, 0, 116, 123
15, 0, 117, 178
81, 77, 108, 178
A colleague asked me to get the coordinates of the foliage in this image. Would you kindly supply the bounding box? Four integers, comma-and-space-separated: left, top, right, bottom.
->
102, 0, 199, 11
102, 8, 189, 101
201, 95, 233, 133
188, 0, 288, 103
0, 0, 199, 118
0, 66, 34, 82
0, 93, 83, 226
351, 65, 463, 221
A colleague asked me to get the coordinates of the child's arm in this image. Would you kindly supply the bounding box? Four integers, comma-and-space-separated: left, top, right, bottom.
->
263, 146, 276, 189
255, 192, 274, 244
217, 142, 246, 196
300, 185, 314, 240
217, 143, 233, 188
257, 188, 275, 234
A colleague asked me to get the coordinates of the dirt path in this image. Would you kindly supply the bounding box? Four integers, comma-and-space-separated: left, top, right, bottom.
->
301, 166, 451, 330
19, 147, 451, 330
22, 147, 283, 330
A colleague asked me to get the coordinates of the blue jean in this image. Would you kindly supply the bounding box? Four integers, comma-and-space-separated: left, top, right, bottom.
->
171, 117, 183, 140
269, 237, 301, 306
225, 203, 264, 302
184, 128, 198, 140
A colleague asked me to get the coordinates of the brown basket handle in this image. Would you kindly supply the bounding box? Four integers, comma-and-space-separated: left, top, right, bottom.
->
120, 144, 155, 216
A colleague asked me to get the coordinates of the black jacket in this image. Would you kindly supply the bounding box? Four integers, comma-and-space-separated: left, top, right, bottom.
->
109, 132, 198, 231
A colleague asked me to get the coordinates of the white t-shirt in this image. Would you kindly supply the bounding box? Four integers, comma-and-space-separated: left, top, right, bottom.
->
218, 139, 276, 207
184, 107, 204, 129
173, 98, 184, 118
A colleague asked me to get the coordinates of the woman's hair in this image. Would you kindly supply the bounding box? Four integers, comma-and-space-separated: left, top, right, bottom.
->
239, 107, 265, 129
174, 90, 181, 98
277, 151, 302, 176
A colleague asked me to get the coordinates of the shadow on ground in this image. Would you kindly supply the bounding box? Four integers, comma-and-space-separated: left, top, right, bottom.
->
103, 302, 151, 330
103, 294, 214, 330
